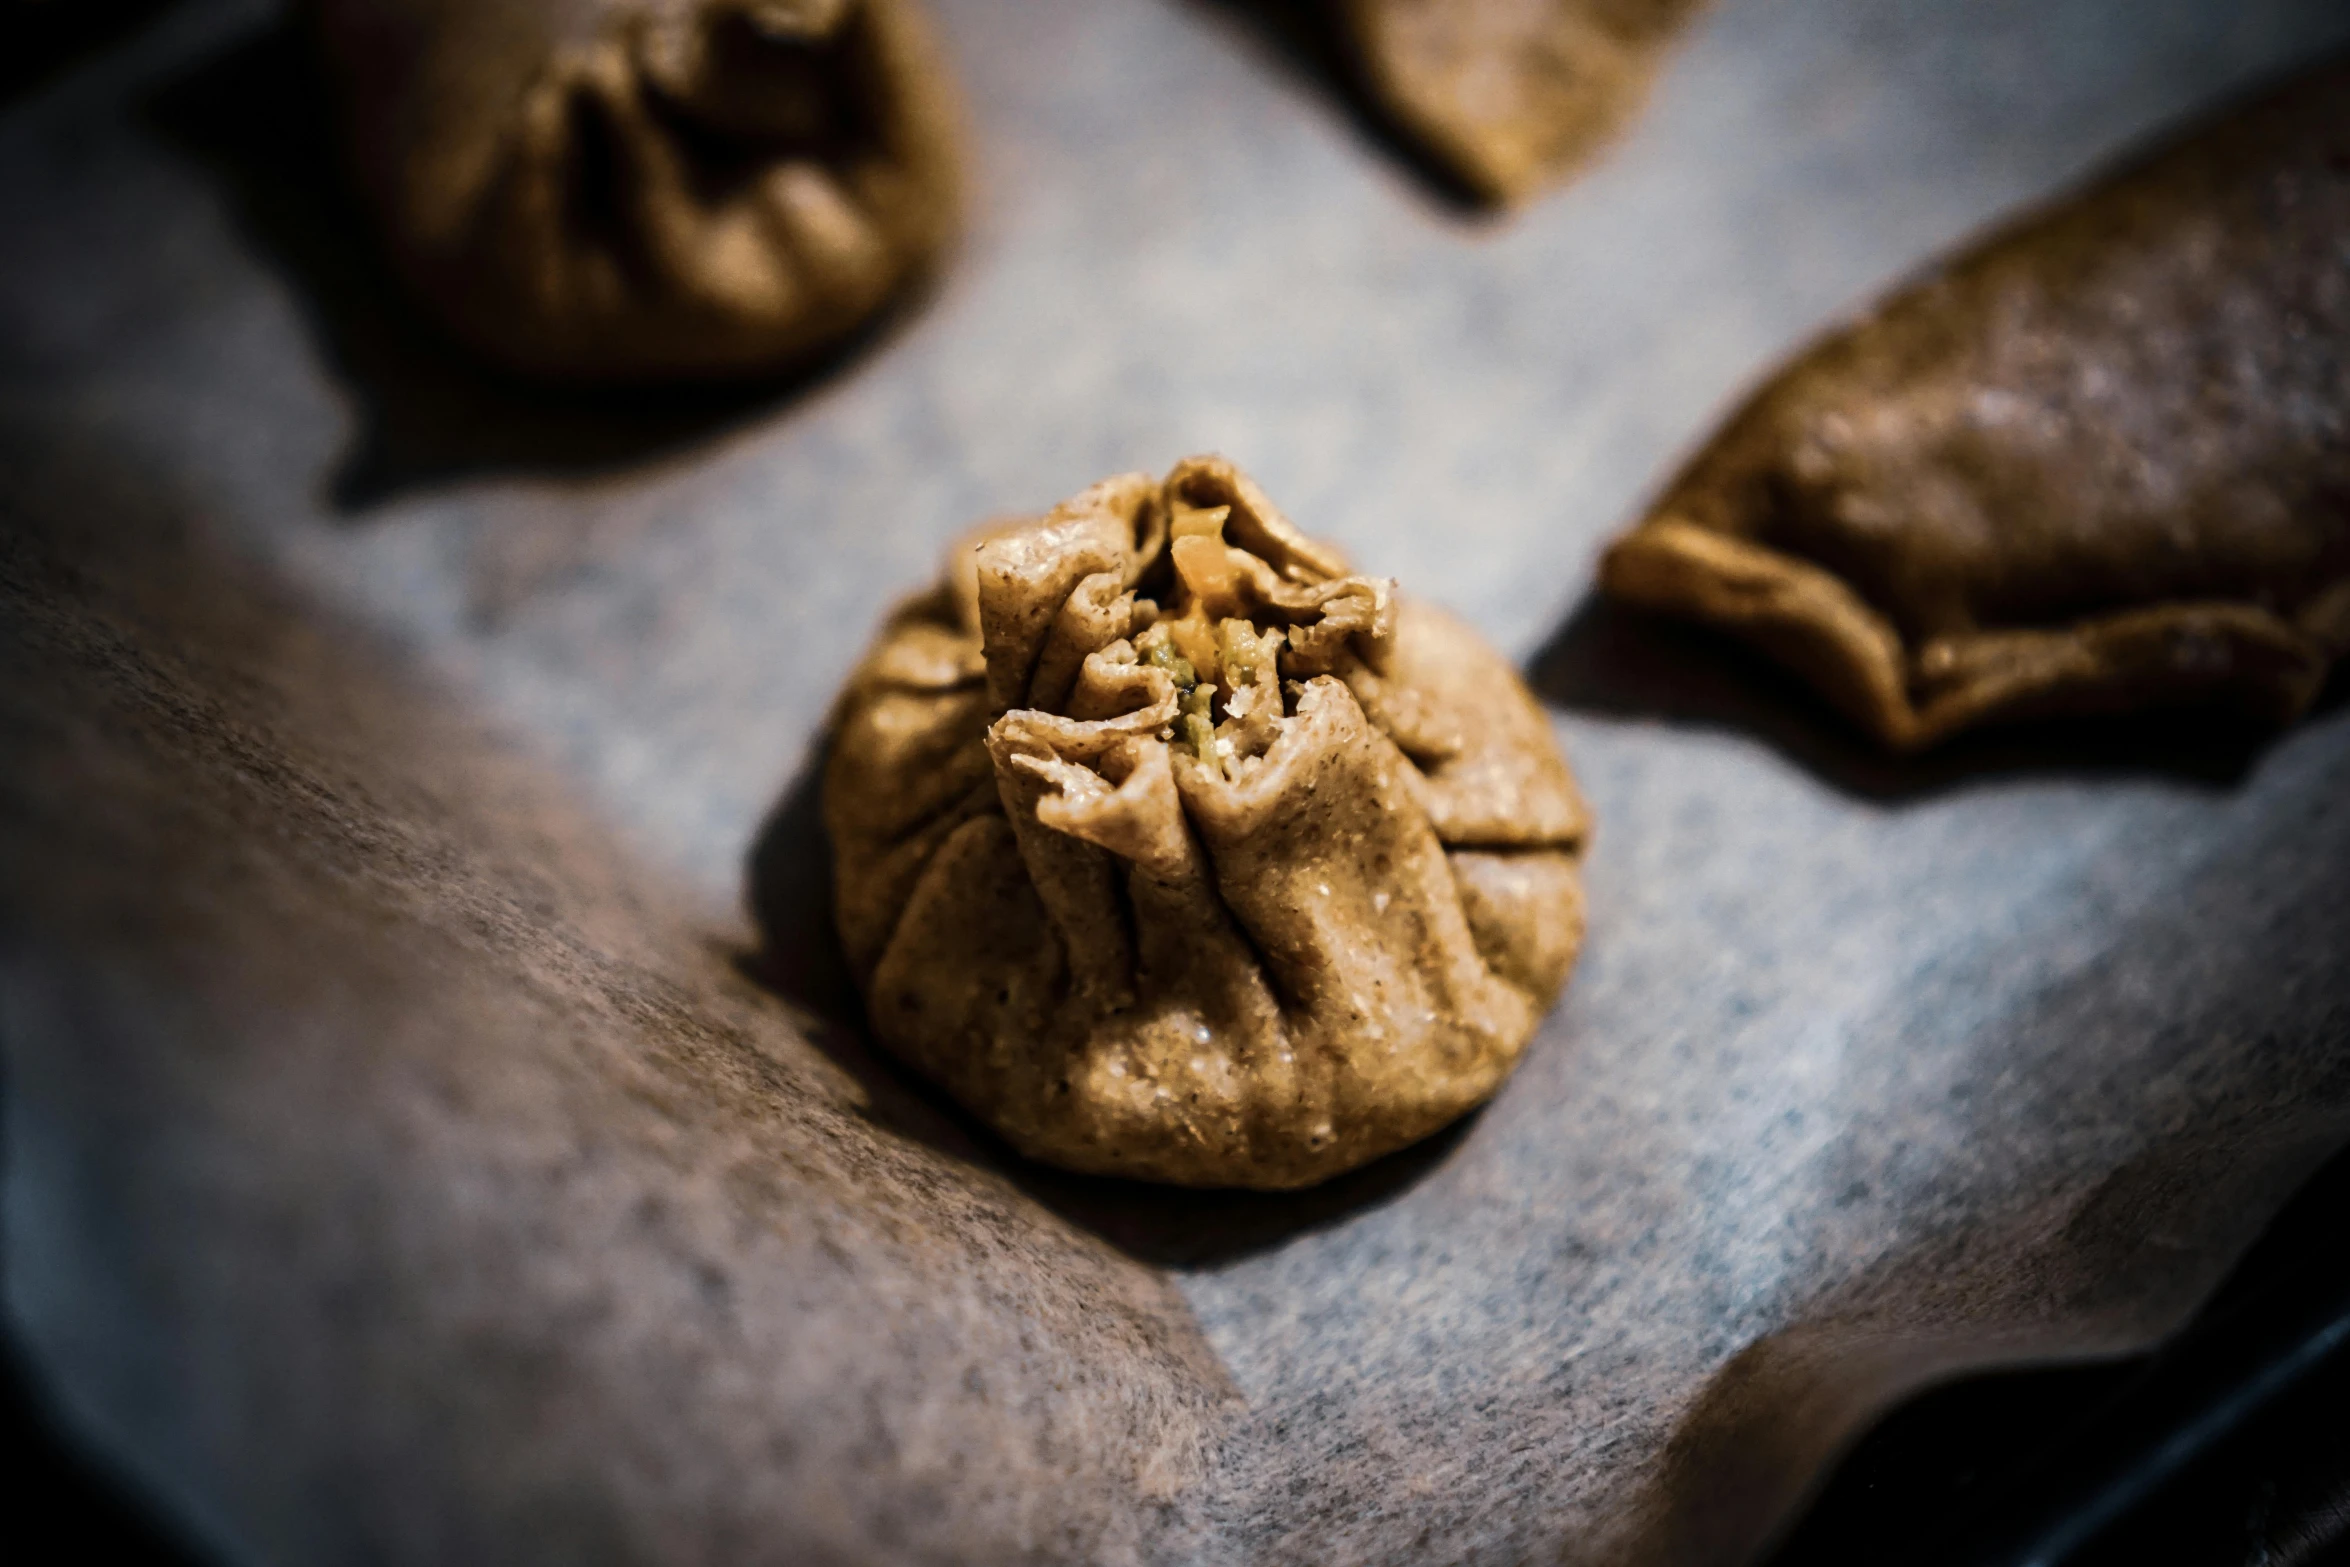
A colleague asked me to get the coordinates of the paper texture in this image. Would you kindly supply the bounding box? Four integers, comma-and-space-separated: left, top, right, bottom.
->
4, 1, 2348, 1563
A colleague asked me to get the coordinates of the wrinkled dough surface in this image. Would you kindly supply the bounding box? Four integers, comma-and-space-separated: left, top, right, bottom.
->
826, 458, 1589, 1187
1343, 0, 1709, 204
1601, 56, 2350, 749
312, 0, 963, 381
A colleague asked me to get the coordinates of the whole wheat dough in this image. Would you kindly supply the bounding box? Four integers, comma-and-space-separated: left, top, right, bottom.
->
825, 457, 1590, 1188
1342, 0, 1709, 204
310, 0, 963, 382
1601, 56, 2350, 750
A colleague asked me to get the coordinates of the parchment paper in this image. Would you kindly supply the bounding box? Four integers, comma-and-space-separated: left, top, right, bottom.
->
4, 1, 2348, 1564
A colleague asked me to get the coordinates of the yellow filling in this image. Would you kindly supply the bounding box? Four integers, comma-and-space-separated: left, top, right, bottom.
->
1133, 502, 1299, 774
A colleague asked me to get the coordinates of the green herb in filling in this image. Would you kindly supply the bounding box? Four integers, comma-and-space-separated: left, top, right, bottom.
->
1180, 684, 1217, 760
1137, 624, 1198, 690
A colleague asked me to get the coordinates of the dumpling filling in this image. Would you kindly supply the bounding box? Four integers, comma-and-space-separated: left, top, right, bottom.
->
1116, 498, 1393, 785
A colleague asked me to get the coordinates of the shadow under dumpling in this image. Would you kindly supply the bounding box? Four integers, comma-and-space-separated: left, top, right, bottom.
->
1529, 595, 2304, 801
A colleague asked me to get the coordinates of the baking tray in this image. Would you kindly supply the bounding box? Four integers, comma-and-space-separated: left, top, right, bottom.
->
5, 1, 2349, 1563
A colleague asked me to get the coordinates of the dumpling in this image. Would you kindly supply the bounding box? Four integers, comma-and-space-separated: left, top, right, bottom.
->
309, 0, 963, 382
824, 458, 1590, 1188
1341, 0, 1709, 204
1600, 57, 2350, 750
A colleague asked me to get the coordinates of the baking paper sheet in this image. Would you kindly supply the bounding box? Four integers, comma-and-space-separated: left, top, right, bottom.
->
5, 1, 2349, 1562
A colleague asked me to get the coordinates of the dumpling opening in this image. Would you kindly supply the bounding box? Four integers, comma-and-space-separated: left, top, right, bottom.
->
1126, 494, 1396, 784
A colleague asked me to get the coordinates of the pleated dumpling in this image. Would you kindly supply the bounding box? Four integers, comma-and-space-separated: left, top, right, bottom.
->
311, 0, 962, 382
1602, 57, 2350, 749
825, 458, 1591, 1188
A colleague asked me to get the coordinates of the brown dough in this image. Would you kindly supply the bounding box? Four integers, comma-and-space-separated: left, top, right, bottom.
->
1342, 0, 1709, 204
825, 457, 1591, 1188
310, 0, 963, 383
1600, 56, 2350, 750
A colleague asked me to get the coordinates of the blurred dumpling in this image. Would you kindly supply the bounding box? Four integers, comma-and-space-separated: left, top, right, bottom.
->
824, 458, 1591, 1188
1601, 56, 2350, 749
1342, 0, 1708, 204
311, 0, 963, 382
